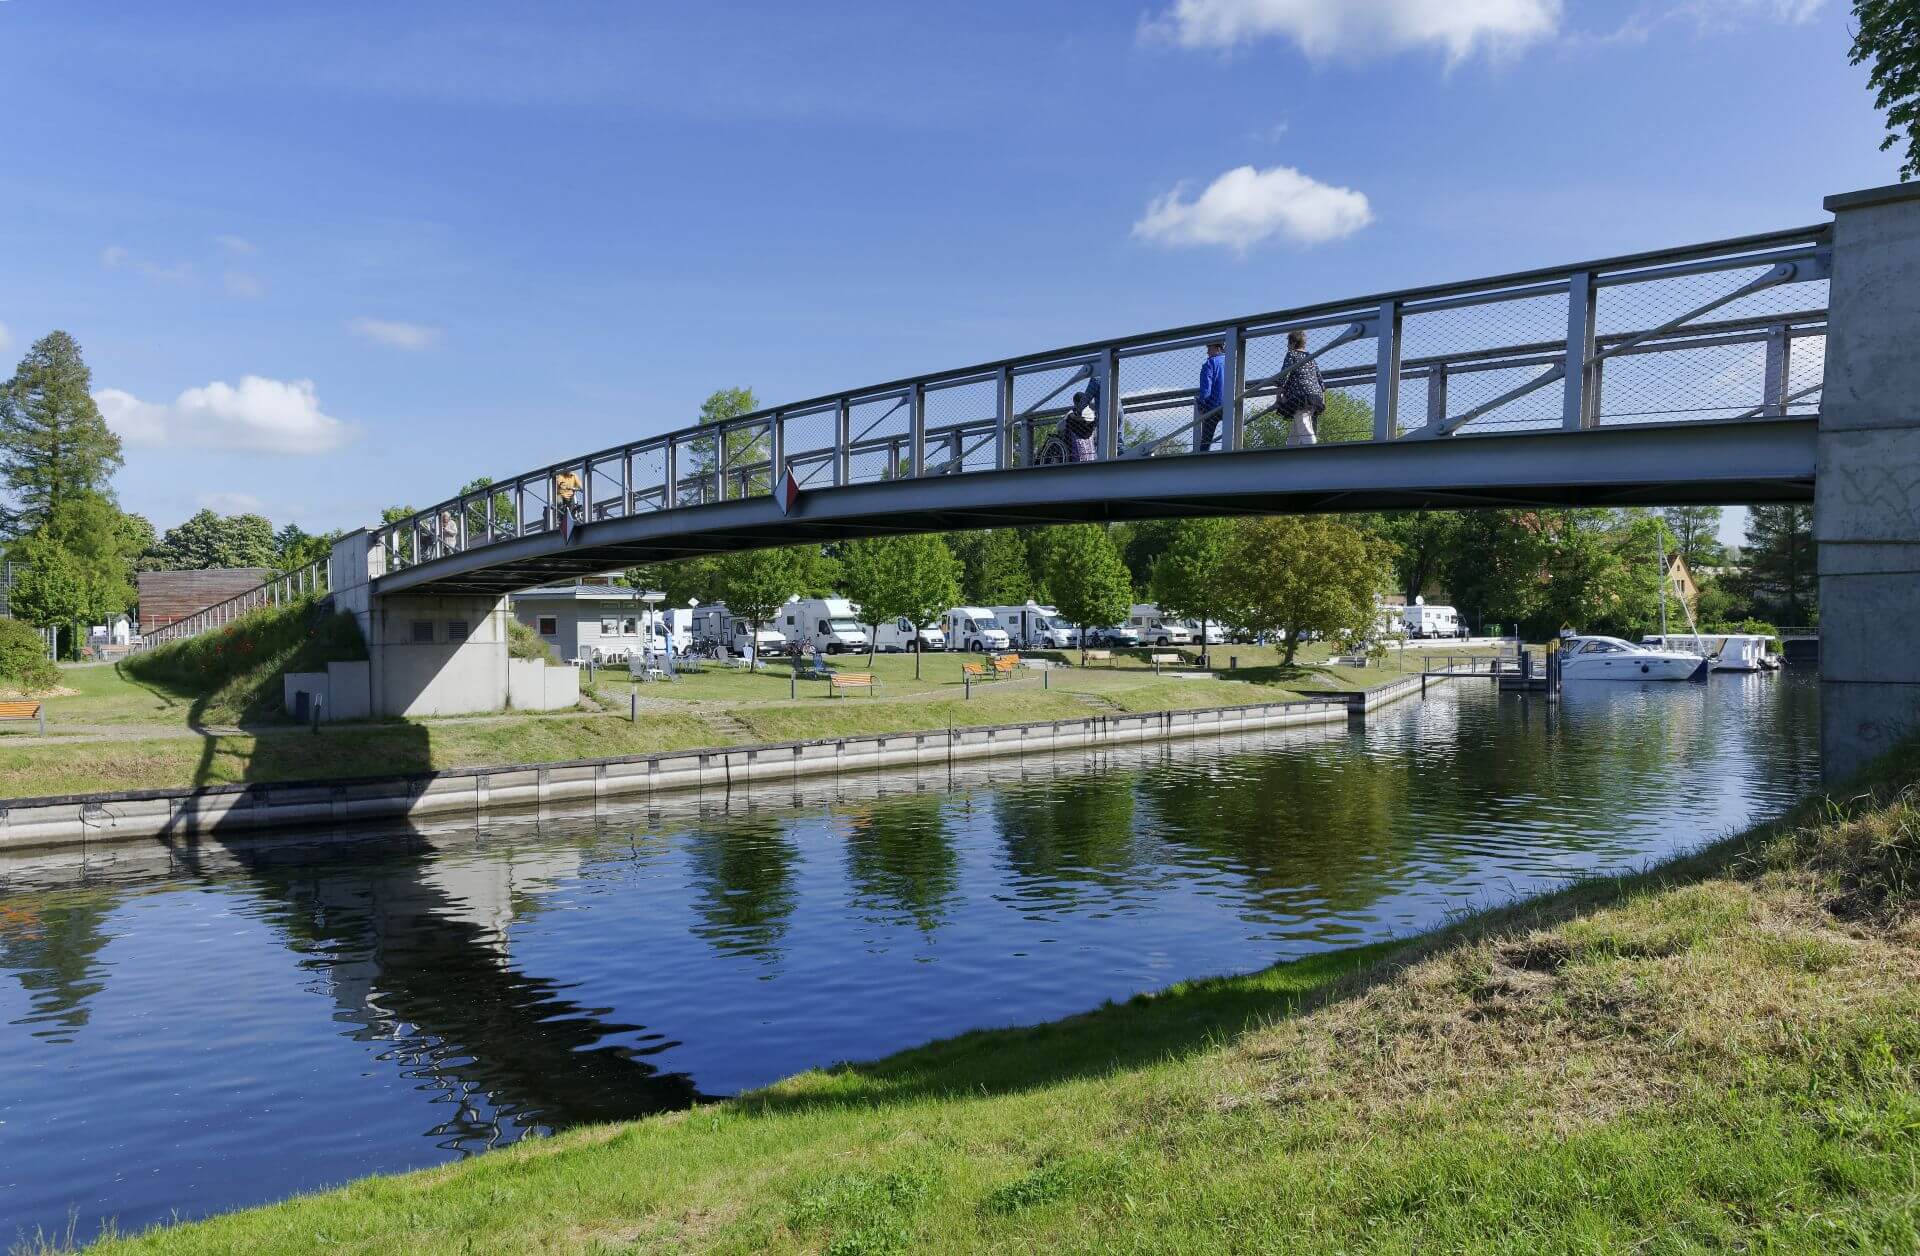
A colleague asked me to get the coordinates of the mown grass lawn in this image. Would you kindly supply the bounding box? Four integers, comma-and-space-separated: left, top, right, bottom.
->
84, 747, 1920, 1254
0, 646, 1377, 797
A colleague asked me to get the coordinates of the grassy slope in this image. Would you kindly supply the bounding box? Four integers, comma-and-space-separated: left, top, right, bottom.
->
92, 749, 1920, 1254
118, 598, 367, 726
0, 651, 1386, 796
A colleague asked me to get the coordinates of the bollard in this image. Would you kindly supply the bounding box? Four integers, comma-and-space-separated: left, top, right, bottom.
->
790, 671, 797, 700
1043, 667, 1049, 690
311, 694, 323, 733
964, 674, 972, 700
1229, 655, 1238, 670
630, 691, 638, 723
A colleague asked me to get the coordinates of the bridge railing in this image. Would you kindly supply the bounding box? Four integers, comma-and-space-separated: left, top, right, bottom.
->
373, 223, 1831, 577
139, 558, 332, 650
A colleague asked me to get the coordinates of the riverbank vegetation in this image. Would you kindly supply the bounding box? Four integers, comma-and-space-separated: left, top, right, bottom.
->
119, 596, 365, 726
84, 743, 1920, 1253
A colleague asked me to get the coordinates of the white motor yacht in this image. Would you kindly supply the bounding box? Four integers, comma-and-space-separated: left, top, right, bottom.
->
1559, 635, 1709, 683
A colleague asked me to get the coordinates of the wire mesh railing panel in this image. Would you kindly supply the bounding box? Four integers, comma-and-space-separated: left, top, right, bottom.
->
1243, 324, 1380, 449
627, 443, 668, 514
1009, 362, 1092, 467
1401, 290, 1569, 362
673, 431, 719, 507
1597, 339, 1768, 424
921, 378, 1000, 475
844, 393, 911, 484
1116, 343, 1211, 457
782, 407, 840, 489
1439, 361, 1564, 434
587, 453, 628, 520
720, 419, 774, 499
1785, 330, 1825, 414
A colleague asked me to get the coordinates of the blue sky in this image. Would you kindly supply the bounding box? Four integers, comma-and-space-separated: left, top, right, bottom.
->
0, 0, 1896, 541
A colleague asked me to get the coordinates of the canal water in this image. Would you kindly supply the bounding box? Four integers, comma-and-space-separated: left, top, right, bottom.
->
1, 674, 1817, 1243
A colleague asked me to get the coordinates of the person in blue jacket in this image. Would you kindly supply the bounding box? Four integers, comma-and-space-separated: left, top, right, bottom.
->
1193, 340, 1225, 451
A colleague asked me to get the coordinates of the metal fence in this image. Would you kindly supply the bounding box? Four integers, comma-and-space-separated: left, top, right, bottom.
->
140, 558, 332, 650
360, 223, 1829, 579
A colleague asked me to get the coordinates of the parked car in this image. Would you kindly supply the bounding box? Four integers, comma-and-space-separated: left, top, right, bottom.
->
1086, 625, 1142, 648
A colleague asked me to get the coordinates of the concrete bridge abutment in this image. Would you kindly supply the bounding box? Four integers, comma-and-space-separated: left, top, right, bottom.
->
1818, 182, 1920, 782
330, 531, 511, 718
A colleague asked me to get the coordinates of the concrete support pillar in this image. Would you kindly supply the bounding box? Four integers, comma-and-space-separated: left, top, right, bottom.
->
327, 531, 511, 717
1817, 182, 1920, 781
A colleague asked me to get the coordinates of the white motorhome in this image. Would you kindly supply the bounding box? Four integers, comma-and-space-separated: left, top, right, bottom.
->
1402, 601, 1464, 639
1128, 604, 1195, 647
779, 597, 869, 654
945, 607, 1011, 653
992, 603, 1079, 649
692, 604, 784, 657
872, 616, 944, 653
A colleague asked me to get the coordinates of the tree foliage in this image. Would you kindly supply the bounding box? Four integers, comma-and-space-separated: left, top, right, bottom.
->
1851, 0, 1920, 180
143, 509, 277, 571
0, 617, 57, 692
1737, 504, 1818, 625
1045, 526, 1133, 662
840, 534, 961, 663
1149, 517, 1233, 664
712, 546, 803, 646
1219, 516, 1392, 665
1368, 511, 1458, 602
1661, 506, 1726, 569
0, 331, 123, 538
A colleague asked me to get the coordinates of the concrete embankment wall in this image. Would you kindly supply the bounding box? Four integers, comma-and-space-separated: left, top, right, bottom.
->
0, 674, 1437, 854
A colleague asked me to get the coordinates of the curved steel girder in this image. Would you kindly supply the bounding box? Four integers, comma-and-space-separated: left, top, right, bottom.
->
374, 418, 1815, 598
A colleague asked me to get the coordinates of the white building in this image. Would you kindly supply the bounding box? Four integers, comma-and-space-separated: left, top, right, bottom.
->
508, 584, 687, 663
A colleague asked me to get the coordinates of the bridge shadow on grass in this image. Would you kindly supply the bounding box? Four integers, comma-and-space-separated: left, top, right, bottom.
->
729, 833, 1763, 1120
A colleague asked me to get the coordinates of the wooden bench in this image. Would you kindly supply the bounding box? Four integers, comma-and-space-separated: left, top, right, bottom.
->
1083, 649, 1114, 667
0, 700, 45, 733
829, 672, 877, 697
1149, 652, 1184, 674
992, 653, 1020, 677
961, 661, 993, 682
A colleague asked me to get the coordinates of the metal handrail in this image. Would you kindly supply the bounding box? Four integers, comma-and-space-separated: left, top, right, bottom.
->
367, 222, 1832, 578
141, 557, 331, 649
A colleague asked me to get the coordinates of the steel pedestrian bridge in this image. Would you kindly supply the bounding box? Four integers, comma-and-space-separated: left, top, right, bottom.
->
147, 219, 1832, 640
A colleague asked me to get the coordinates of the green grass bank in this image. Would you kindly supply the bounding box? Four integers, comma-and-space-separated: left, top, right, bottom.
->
0, 645, 1406, 797
80, 745, 1920, 1253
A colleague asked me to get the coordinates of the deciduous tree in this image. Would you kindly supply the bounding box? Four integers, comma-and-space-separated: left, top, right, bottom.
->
712, 546, 803, 656
1150, 517, 1233, 666
1850, 0, 1920, 180
841, 534, 960, 670
143, 509, 277, 570
1046, 526, 1133, 665
1219, 516, 1392, 666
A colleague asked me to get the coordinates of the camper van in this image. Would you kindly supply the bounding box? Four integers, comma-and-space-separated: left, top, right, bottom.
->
945, 607, 1011, 653
692, 604, 785, 657
1402, 602, 1465, 640
779, 597, 870, 654
992, 603, 1079, 650
872, 616, 944, 653
1127, 604, 1195, 647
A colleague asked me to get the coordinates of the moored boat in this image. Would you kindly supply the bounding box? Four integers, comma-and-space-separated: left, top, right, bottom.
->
1559, 635, 1709, 683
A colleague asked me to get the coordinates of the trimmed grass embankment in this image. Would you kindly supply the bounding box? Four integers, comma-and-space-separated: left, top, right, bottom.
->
90, 746, 1920, 1253
0, 648, 1399, 797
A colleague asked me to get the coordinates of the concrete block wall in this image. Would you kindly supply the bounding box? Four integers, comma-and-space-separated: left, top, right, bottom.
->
507, 659, 580, 711
1817, 182, 1920, 780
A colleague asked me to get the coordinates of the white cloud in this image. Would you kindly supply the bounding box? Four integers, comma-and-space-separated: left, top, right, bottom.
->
224, 271, 266, 299
215, 234, 257, 255
1142, 0, 1562, 63
349, 317, 441, 351
1133, 164, 1372, 252
96, 376, 353, 455
199, 490, 268, 515
100, 244, 192, 283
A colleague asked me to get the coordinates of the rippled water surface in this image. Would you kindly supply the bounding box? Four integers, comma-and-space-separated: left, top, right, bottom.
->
0, 674, 1817, 1242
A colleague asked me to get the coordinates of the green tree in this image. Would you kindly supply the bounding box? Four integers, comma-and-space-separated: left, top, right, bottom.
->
1046, 526, 1132, 664
712, 546, 803, 656
143, 509, 277, 570
1367, 511, 1460, 603
841, 534, 961, 669
273, 523, 341, 573
1247, 388, 1374, 447
0, 331, 124, 537
459, 475, 517, 535
1739, 504, 1818, 625
1118, 518, 1180, 594
1850, 0, 1920, 180
0, 616, 57, 691
686, 387, 770, 500
974, 530, 1030, 604
1150, 517, 1234, 666
1661, 506, 1726, 570
8, 492, 139, 657
624, 556, 725, 608
1219, 516, 1392, 666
